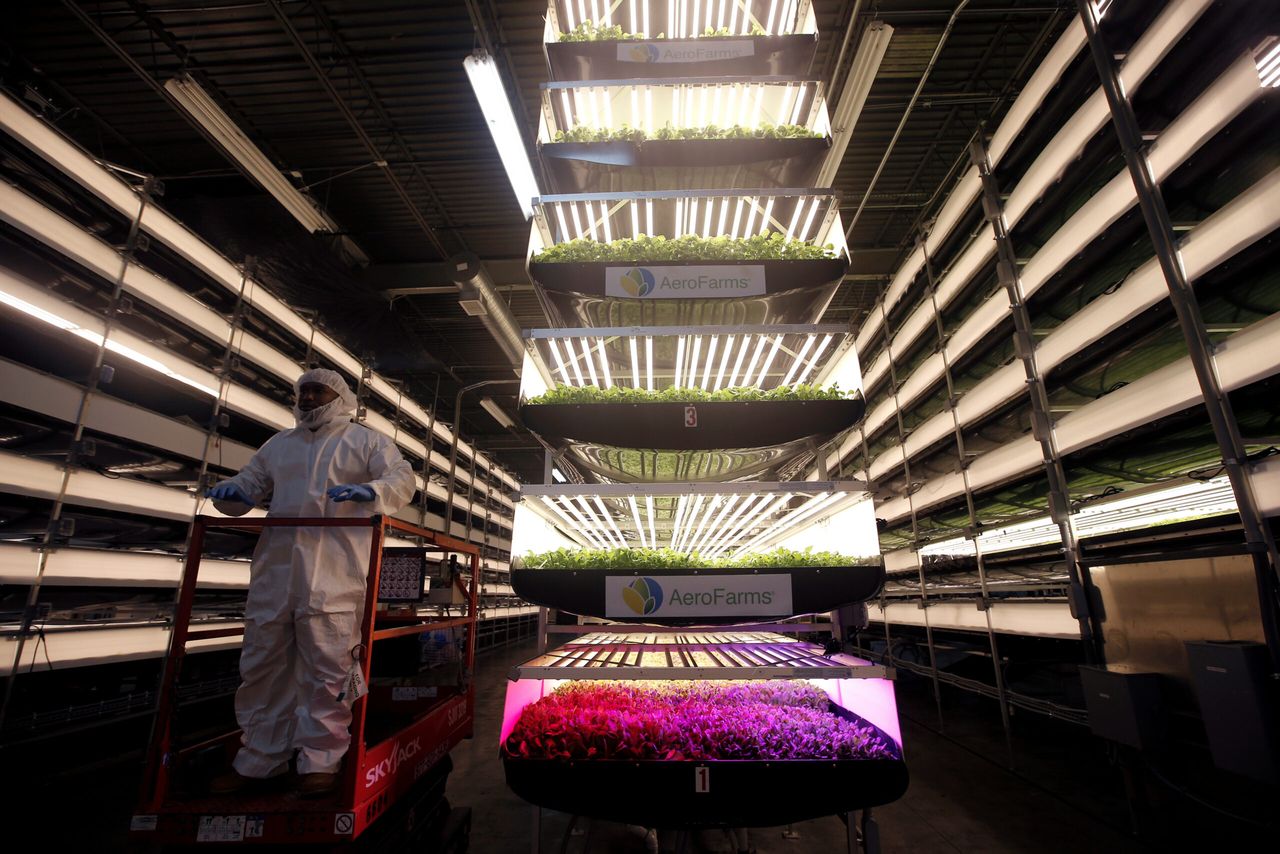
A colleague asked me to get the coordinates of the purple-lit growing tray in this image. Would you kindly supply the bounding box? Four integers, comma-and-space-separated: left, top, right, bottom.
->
509, 564, 884, 626
502, 705, 907, 827
519, 397, 866, 451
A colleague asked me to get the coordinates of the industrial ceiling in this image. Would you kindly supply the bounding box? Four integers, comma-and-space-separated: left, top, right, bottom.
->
2, 0, 1073, 481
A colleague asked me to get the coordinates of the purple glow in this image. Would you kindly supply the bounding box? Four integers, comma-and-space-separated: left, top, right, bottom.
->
502, 681, 901, 762
500, 677, 565, 743
812, 653, 904, 749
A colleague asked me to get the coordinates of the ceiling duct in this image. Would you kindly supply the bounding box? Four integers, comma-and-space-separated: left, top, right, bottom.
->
449, 253, 526, 369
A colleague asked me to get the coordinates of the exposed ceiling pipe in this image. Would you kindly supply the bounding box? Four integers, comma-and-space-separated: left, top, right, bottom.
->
844, 0, 971, 243
449, 253, 526, 370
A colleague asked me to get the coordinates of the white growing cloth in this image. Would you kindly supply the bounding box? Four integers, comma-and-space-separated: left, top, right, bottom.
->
213, 417, 416, 774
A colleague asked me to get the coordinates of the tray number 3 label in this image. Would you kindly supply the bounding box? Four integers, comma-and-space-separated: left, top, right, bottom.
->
694, 765, 710, 793
684, 405, 698, 428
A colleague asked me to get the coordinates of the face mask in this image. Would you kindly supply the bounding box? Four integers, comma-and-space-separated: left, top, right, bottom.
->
292, 395, 352, 428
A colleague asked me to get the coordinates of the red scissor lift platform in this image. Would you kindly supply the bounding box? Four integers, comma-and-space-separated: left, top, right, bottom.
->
132, 515, 478, 848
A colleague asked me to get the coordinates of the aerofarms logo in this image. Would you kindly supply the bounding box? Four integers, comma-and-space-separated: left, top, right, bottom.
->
619, 41, 754, 64
625, 43, 662, 63
605, 265, 766, 299
605, 573, 793, 618
365, 736, 421, 787
619, 266, 656, 297
621, 576, 664, 615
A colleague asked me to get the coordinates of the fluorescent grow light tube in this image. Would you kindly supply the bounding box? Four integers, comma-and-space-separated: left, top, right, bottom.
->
164, 74, 335, 234
629, 496, 648, 548
1255, 37, 1280, 87
0, 273, 219, 398
817, 21, 893, 188
464, 51, 541, 219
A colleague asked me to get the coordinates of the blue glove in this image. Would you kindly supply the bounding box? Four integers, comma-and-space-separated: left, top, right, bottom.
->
328, 484, 375, 503
206, 483, 252, 504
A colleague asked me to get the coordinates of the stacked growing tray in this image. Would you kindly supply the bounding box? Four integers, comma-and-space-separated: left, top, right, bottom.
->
502, 0, 908, 830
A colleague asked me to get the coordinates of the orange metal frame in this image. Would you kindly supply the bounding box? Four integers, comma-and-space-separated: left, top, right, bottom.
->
134, 514, 480, 844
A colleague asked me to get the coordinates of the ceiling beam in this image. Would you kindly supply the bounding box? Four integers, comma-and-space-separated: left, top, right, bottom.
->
264, 0, 457, 259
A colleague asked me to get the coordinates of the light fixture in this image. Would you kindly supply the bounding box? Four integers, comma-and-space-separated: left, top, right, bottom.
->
815, 21, 893, 187
463, 51, 541, 219
0, 276, 219, 398
1255, 37, 1280, 88
479, 396, 517, 429
551, 467, 567, 483
164, 74, 336, 234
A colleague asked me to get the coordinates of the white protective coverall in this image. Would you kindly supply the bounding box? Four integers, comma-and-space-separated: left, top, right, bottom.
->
213, 369, 416, 776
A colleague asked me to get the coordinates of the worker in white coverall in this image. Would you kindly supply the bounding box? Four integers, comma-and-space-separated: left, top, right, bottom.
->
204, 368, 416, 797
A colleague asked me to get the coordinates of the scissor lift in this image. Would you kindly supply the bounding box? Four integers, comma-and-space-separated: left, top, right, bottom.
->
131, 514, 477, 848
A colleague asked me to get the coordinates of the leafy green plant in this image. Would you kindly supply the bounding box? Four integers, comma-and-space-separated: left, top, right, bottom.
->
558, 22, 645, 42
516, 546, 875, 570
552, 122, 821, 143
525, 383, 855, 406
531, 233, 836, 264
558, 22, 767, 42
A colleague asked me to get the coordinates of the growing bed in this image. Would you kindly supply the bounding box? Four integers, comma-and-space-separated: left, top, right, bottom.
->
510, 548, 884, 625
501, 680, 908, 827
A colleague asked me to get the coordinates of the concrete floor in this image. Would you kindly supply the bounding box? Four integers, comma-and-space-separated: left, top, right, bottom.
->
450, 639, 1147, 854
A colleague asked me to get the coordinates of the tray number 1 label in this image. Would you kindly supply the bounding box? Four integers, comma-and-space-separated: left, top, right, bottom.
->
684, 405, 698, 428
695, 765, 710, 793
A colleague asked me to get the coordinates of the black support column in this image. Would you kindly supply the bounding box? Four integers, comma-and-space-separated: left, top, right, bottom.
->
968, 137, 1104, 666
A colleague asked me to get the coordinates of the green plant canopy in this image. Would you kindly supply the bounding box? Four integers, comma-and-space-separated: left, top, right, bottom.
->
525, 383, 855, 406
532, 233, 837, 264
517, 546, 875, 570
558, 22, 767, 42
553, 123, 822, 143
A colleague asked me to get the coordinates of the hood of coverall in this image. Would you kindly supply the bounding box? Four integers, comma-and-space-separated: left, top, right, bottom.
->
292, 368, 357, 428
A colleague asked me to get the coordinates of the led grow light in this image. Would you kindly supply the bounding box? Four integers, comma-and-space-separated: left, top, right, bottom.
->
520, 481, 867, 554
547, 0, 815, 39
1255, 37, 1280, 88
541, 78, 829, 142
464, 51, 541, 219
0, 274, 219, 398
520, 324, 850, 397
164, 74, 337, 235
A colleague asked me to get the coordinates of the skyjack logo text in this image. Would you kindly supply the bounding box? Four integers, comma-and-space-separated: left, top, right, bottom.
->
364, 736, 421, 788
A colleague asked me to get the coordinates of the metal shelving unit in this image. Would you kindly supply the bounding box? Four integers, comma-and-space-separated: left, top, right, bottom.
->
501, 3, 905, 848
839, 0, 1280, 760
